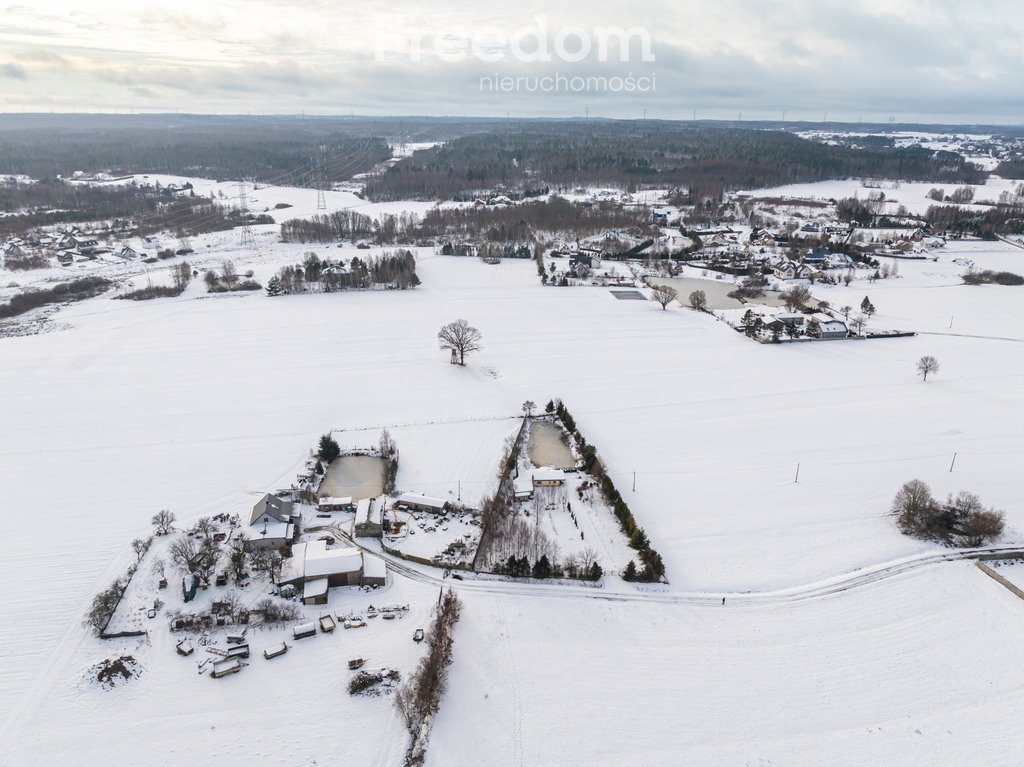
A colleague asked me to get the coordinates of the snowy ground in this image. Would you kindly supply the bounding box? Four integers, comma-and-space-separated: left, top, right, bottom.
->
2, 192, 1024, 764
429, 563, 1024, 766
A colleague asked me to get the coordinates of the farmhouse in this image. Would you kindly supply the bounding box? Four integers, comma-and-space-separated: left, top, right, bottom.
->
318, 496, 353, 512
396, 493, 449, 513
810, 313, 849, 339
773, 259, 814, 281
244, 493, 296, 551
354, 497, 384, 538
532, 467, 567, 488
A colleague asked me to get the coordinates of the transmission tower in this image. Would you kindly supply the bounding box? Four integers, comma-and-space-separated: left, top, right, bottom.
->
237, 180, 255, 248
315, 147, 327, 210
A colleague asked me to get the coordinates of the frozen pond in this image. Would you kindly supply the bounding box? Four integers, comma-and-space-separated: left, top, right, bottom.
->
648, 276, 806, 310
528, 420, 576, 469
318, 455, 384, 500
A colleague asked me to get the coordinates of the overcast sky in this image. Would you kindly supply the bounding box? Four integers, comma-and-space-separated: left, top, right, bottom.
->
1, 0, 1021, 123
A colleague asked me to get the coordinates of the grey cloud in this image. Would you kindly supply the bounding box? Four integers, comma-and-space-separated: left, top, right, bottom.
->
2, 61, 27, 79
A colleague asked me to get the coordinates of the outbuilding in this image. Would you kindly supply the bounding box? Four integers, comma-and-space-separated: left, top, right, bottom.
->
354, 497, 384, 538
396, 493, 449, 514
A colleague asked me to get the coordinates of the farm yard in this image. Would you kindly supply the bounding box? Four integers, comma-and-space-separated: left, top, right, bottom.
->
1, 154, 1024, 765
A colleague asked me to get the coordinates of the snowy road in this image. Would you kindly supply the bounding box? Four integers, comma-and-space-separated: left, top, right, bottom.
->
372, 541, 1024, 606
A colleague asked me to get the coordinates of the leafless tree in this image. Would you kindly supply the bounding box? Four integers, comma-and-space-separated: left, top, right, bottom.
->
781, 284, 812, 311
649, 284, 678, 310
437, 319, 482, 365
131, 537, 152, 563
151, 509, 176, 535
687, 289, 707, 310
221, 259, 238, 283
193, 516, 217, 542
171, 261, 192, 291
850, 314, 866, 335
151, 557, 167, 579
522, 400, 535, 418
917, 355, 940, 381
168, 535, 203, 577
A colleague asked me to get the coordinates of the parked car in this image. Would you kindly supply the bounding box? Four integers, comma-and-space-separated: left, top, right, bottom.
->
413, 628, 425, 643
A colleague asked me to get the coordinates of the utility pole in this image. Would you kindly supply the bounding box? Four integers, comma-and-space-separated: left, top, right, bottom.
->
949, 452, 958, 472
794, 463, 801, 483
632, 472, 636, 492
237, 180, 255, 248
315, 147, 327, 211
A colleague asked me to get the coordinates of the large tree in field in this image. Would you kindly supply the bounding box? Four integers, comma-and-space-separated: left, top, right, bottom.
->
917, 355, 939, 381
649, 284, 678, 310
438, 319, 482, 365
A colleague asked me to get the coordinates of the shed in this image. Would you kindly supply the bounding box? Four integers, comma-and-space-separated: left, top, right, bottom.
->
318, 496, 353, 512
396, 493, 449, 514
354, 497, 384, 538
302, 577, 330, 605
361, 553, 387, 587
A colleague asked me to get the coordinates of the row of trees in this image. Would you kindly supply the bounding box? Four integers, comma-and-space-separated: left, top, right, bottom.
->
554, 399, 666, 582
267, 251, 420, 295
395, 590, 463, 765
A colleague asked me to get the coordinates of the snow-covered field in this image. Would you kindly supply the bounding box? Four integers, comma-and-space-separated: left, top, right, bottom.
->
430, 563, 1024, 766
739, 177, 1023, 217
2, 185, 1024, 764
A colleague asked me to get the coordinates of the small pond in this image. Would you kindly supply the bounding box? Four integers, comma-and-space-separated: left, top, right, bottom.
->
528, 421, 576, 469
318, 455, 385, 500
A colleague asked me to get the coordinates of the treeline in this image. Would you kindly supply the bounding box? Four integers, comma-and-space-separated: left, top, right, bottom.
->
0, 179, 250, 239
395, 590, 462, 765
924, 202, 1024, 237
0, 118, 390, 183
418, 196, 648, 241
363, 124, 988, 202
266, 250, 420, 295
0, 277, 111, 319
280, 196, 650, 245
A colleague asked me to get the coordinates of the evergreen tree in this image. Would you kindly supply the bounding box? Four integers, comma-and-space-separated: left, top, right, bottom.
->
622, 560, 638, 581
532, 555, 552, 579
265, 275, 285, 296
317, 434, 341, 463
544, 399, 555, 414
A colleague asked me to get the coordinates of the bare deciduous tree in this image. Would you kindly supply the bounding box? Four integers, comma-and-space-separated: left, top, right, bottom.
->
221, 259, 238, 283
917, 355, 939, 381
687, 289, 707, 311
152, 509, 176, 535
649, 284, 678, 310
131, 537, 152, 563
151, 557, 167, 579
781, 284, 812, 311
171, 261, 192, 291
522, 400, 535, 418
437, 319, 482, 365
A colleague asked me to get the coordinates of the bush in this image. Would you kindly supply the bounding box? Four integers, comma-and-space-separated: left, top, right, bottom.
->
117, 285, 184, 301
892, 479, 1004, 546
0, 277, 111, 319
962, 270, 1024, 286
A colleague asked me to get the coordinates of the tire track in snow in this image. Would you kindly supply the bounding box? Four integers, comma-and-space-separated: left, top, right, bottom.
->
378, 544, 1024, 608
495, 596, 525, 767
